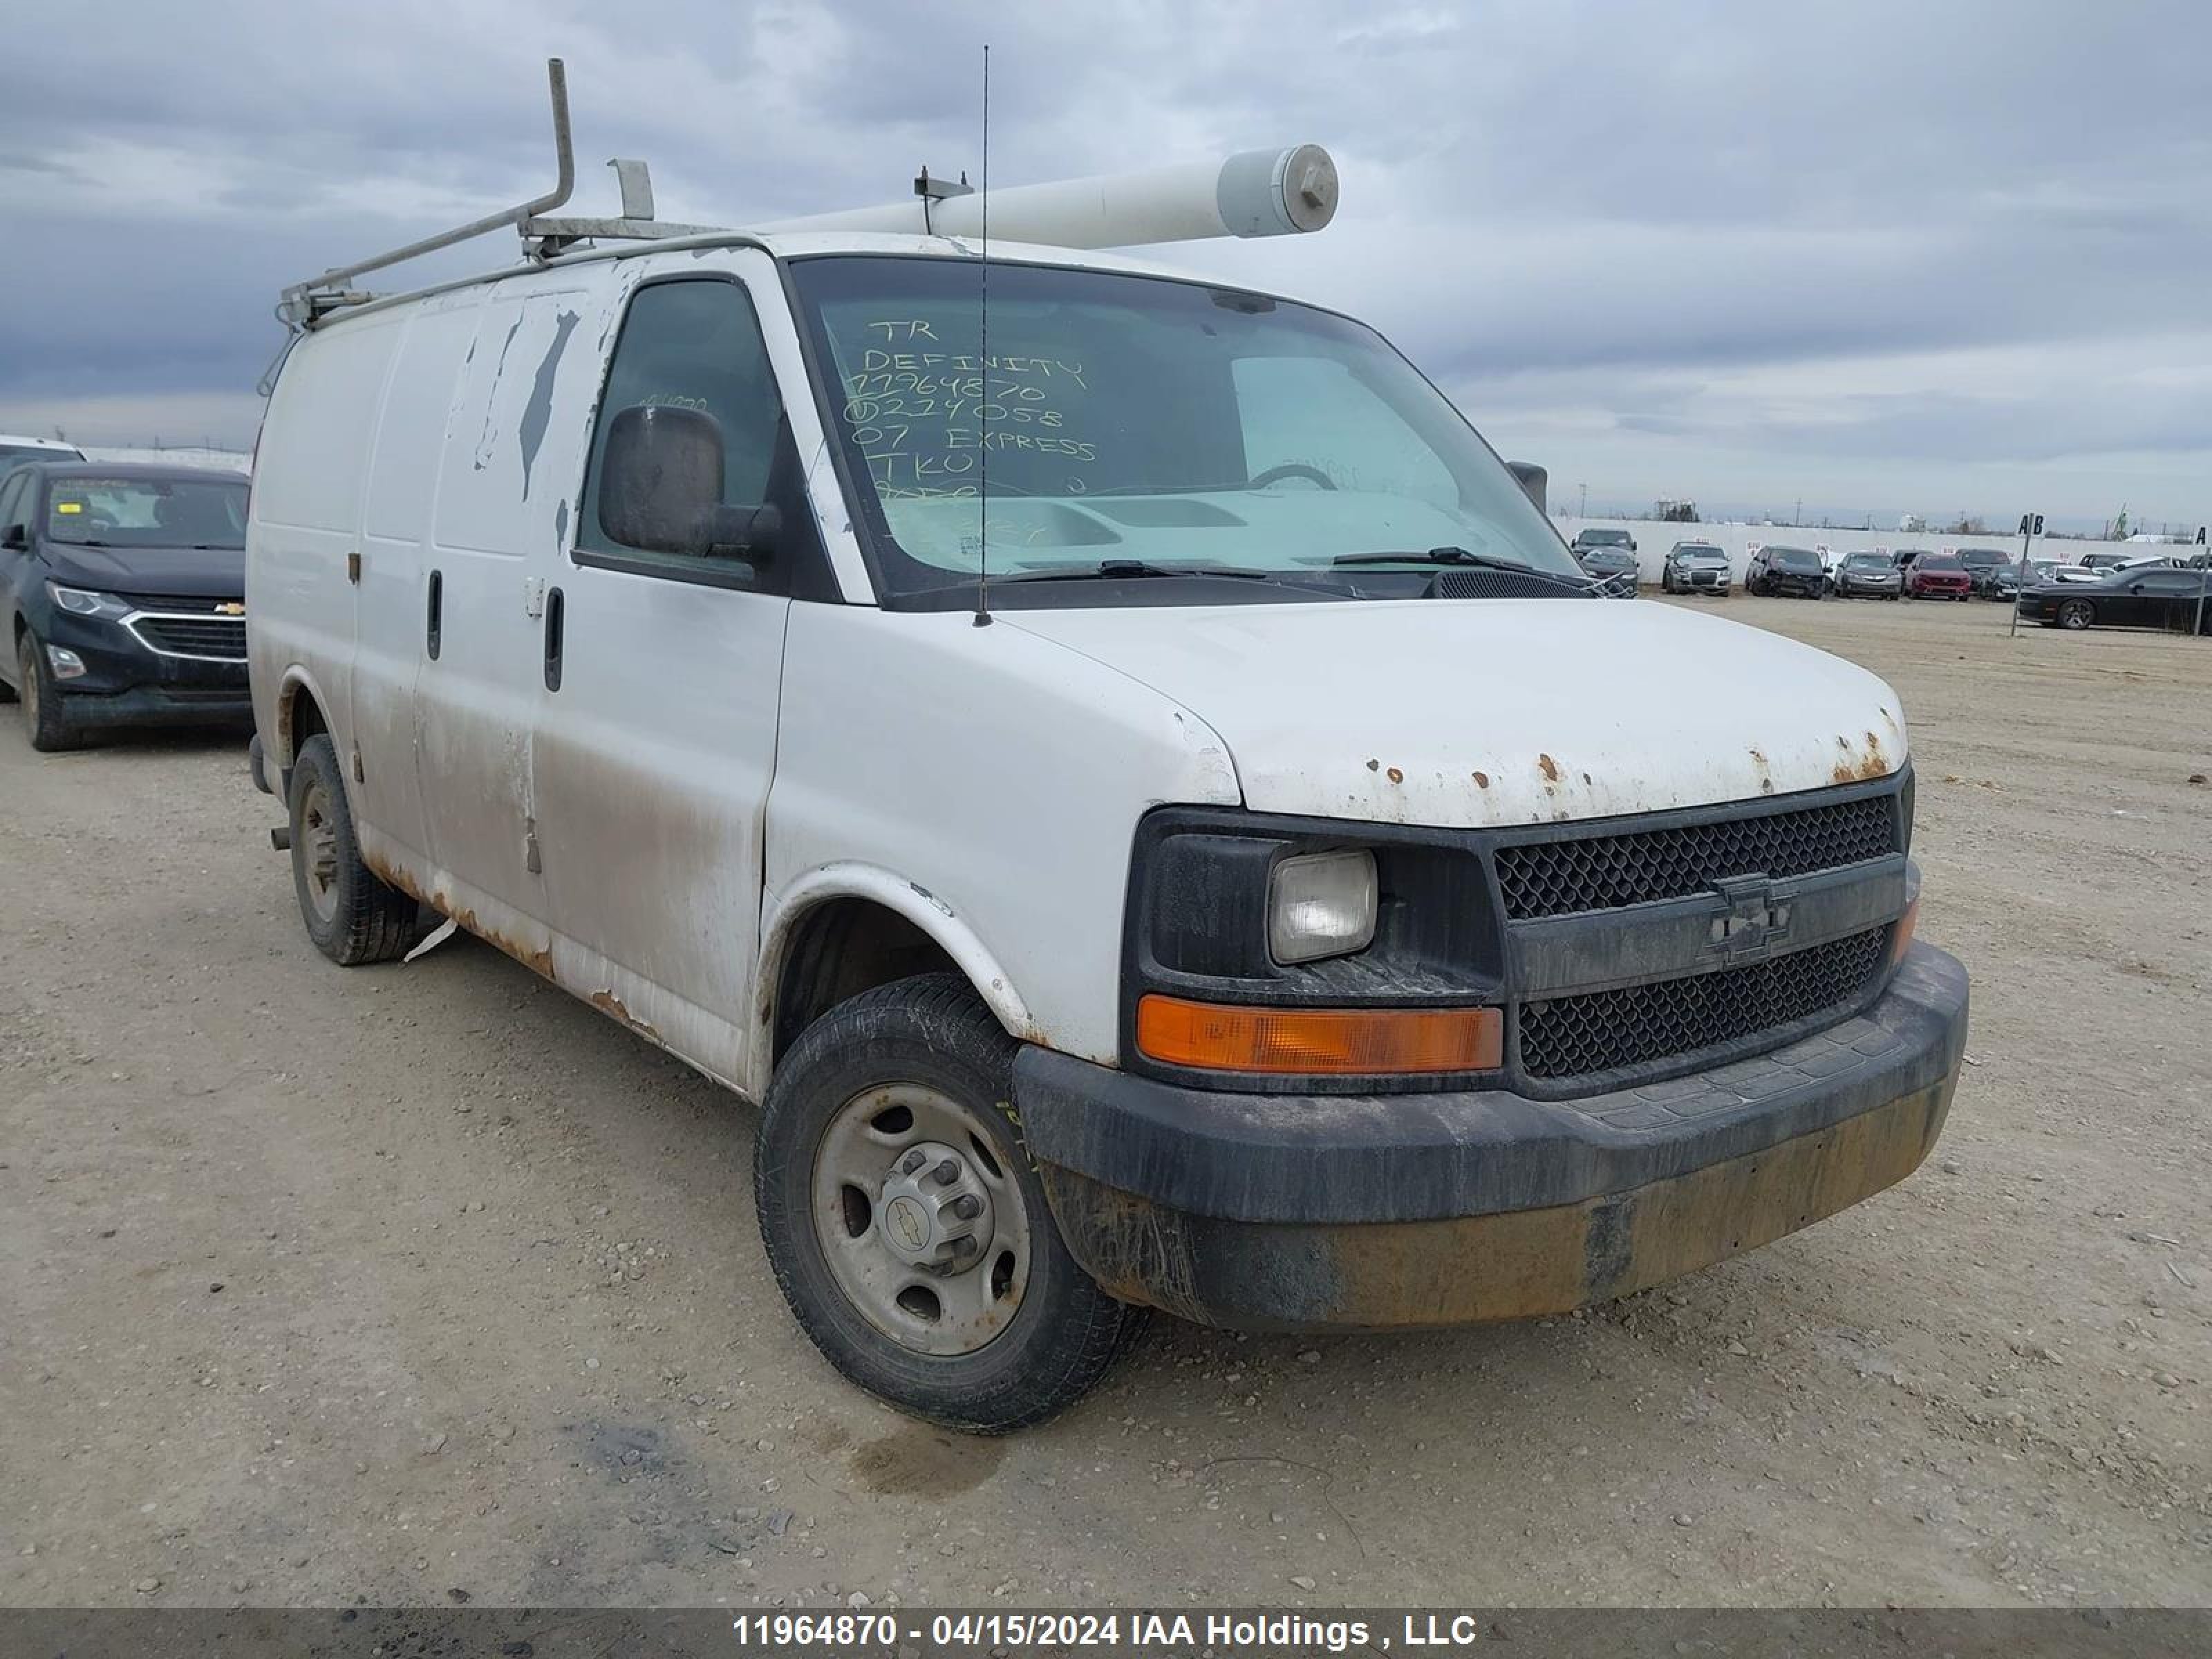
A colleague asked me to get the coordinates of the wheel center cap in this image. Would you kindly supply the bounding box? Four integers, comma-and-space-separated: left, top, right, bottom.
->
874, 1139, 994, 1273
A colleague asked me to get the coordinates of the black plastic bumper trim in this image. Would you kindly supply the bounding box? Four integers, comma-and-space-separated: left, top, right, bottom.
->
1016, 941, 1967, 1226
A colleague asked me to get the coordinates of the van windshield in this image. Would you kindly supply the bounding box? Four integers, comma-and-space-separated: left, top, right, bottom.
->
786, 256, 1580, 603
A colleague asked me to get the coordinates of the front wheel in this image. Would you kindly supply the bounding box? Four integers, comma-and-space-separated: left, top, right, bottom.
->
754, 973, 1143, 1433
2057, 599, 2095, 631
18, 631, 79, 752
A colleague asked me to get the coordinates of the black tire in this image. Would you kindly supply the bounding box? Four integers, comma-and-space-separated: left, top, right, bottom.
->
18, 630, 79, 752
2057, 599, 2094, 631
754, 972, 1143, 1434
286, 733, 417, 964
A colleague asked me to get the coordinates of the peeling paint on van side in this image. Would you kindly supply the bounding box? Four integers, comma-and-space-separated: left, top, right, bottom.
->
518, 309, 581, 496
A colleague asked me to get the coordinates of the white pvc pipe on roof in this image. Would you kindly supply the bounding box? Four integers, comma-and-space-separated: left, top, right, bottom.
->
753, 145, 1339, 250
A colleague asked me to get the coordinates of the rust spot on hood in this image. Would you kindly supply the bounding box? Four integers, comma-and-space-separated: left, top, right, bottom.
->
1471, 770, 1490, 789
1385, 766, 1404, 785
1830, 730, 1890, 785
1537, 753, 1562, 783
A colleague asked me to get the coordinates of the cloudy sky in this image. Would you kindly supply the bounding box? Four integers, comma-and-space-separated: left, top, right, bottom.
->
3, 0, 2206, 531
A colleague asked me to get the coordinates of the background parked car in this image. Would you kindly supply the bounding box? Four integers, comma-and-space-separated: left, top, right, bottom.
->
0, 434, 85, 471
1904, 552, 1973, 600
1957, 547, 2010, 596
1833, 551, 1902, 599
1890, 547, 1929, 574
2078, 552, 2135, 576
0, 462, 252, 750
1572, 543, 1640, 594
1659, 540, 1731, 595
2017, 567, 2212, 634
1745, 544, 1826, 597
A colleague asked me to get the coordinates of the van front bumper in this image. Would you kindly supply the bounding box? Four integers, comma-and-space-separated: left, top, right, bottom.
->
1015, 941, 1967, 1332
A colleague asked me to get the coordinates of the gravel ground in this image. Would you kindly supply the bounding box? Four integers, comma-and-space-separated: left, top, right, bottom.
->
1, 594, 2206, 1609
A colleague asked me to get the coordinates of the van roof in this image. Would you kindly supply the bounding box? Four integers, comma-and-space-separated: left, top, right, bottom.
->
310, 229, 1320, 332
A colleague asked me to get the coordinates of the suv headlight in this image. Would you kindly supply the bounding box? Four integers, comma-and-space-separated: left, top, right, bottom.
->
48, 583, 133, 621
1268, 850, 1377, 964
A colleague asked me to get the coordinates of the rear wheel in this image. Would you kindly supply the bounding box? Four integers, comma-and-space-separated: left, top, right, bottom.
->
2057, 599, 2095, 631
286, 733, 418, 964
18, 631, 79, 752
754, 973, 1143, 1433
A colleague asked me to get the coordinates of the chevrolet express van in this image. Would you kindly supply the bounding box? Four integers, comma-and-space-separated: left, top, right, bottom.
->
247, 147, 1966, 1432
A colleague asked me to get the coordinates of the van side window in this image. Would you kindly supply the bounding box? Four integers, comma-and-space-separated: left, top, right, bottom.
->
0, 472, 28, 536
579, 277, 816, 590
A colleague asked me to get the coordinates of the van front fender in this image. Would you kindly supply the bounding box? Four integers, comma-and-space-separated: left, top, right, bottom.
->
752, 862, 1041, 1098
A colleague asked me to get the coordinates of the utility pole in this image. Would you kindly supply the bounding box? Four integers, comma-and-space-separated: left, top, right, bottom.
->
1577, 481, 1588, 519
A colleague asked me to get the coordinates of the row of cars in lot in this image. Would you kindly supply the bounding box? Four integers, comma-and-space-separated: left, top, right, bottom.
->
1568, 527, 2210, 633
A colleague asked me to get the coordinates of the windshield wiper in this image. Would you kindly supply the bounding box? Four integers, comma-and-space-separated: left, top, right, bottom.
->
1331, 545, 1597, 590
998, 559, 1278, 583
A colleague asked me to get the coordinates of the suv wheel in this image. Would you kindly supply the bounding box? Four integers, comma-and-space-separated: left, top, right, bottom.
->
754, 973, 1143, 1433
287, 733, 419, 964
18, 630, 80, 752
2057, 599, 2095, 631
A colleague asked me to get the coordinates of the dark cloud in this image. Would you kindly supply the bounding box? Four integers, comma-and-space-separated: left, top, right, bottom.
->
1, 0, 2206, 521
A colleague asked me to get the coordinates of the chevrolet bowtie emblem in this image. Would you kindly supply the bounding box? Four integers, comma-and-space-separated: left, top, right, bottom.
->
214, 603, 246, 616
1709, 874, 1792, 957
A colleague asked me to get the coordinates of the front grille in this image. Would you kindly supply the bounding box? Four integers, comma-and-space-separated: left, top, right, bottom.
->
1519, 926, 1889, 1080
1494, 793, 1898, 920
132, 615, 247, 660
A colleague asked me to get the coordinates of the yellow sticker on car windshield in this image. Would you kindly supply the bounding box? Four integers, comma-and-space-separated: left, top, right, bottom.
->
55, 500, 83, 514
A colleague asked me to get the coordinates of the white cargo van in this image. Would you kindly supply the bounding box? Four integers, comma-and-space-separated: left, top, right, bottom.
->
247, 72, 1966, 1430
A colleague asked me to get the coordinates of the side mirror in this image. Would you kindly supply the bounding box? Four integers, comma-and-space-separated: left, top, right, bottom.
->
597, 404, 777, 562
1506, 460, 1547, 513
1, 523, 25, 550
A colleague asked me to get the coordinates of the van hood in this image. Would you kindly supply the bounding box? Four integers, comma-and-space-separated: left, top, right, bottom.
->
44, 541, 245, 600
1005, 599, 1906, 829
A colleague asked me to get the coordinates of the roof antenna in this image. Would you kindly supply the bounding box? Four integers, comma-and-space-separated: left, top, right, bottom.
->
972, 43, 994, 628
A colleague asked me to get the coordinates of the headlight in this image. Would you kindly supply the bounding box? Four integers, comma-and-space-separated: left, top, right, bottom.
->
48, 583, 133, 621
1267, 850, 1377, 964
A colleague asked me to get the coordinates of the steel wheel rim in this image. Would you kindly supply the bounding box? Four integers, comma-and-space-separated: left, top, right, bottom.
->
810, 1082, 1031, 1358
297, 776, 342, 925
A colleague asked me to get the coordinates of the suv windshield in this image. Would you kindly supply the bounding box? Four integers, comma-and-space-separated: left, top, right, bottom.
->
44, 475, 247, 548
1920, 554, 1964, 571
787, 256, 1579, 602
1842, 554, 1888, 570
1769, 548, 1819, 571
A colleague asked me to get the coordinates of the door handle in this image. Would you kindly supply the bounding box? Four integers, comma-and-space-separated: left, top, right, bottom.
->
426, 569, 443, 659
543, 585, 564, 691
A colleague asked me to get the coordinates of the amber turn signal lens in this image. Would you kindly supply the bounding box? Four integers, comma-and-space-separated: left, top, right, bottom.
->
1135, 995, 1502, 1075
1889, 894, 1920, 968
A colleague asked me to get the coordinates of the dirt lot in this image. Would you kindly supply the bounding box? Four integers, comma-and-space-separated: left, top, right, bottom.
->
2, 594, 2207, 1609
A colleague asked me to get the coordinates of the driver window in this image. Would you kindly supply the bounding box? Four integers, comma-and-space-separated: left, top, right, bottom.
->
1232, 355, 1457, 510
